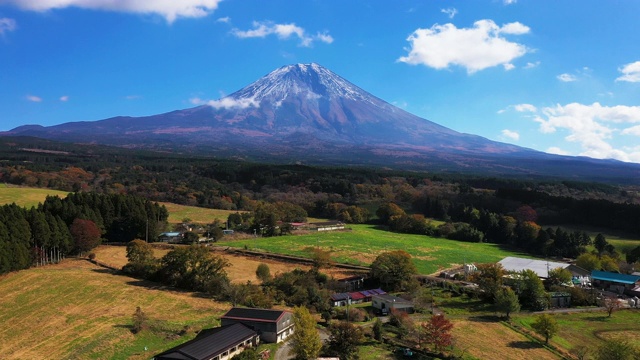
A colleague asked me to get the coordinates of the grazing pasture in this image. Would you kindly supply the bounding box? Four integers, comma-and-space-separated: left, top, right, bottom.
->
216, 224, 532, 274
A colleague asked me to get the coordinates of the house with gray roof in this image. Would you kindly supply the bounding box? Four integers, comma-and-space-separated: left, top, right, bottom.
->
220, 307, 293, 343
498, 256, 589, 279
153, 323, 258, 360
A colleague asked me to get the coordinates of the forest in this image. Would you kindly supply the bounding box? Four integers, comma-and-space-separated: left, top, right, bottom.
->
0, 192, 167, 274
1, 136, 640, 274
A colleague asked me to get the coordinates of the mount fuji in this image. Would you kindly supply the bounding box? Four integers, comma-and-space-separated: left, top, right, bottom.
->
4, 63, 640, 181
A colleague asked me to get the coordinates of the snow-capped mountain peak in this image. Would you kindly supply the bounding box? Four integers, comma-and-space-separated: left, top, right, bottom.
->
228, 63, 384, 107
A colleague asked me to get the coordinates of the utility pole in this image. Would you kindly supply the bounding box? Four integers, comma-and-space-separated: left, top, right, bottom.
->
146, 218, 149, 243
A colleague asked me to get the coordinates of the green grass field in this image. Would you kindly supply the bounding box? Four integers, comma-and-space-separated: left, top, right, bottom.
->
514, 309, 640, 354
160, 202, 245, 224
0, 184, 69, 208
217, 224, 531, 274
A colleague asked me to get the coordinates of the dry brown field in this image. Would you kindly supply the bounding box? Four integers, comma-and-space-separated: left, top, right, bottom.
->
0, 258, 229, 359
93, 244, 362, 283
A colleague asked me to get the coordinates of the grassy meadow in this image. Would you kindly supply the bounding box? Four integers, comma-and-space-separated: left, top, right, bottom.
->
514, 310, 640, 355
159, 202, 243, 224
0, 184, 69, 208
0, 258, 228, 360
217, 224, 532, 274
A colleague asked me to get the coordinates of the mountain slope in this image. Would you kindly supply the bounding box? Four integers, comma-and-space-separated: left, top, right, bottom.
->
4, 63, 640, 181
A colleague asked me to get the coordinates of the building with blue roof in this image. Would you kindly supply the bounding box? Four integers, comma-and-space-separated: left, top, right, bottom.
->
591, 270, 640, 296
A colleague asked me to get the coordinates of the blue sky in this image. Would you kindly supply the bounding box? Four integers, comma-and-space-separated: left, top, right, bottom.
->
2, 0, 640, 162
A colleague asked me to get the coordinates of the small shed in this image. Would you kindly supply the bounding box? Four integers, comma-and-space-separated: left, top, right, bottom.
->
330, 293, 350, 307
372, 294, 414, 315
549, 292, 571, 308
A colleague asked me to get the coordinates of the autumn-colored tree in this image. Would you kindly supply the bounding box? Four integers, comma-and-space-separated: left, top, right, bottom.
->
375, 202, 405, 224
515, 205, 538, 223
471, 263, 505, 300
69, 218, 101, 254
326, 321, 363, 360
289, 306, 322, 360
601, 296, 622, 317
422, 314, 454, 352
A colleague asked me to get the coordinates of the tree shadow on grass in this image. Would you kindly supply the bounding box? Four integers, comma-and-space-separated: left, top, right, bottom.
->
468, 315, 501, 322
508, 341, 544, 349
584, 315, 609, 322
125, 279, 212, 299
91, 268, 118, 275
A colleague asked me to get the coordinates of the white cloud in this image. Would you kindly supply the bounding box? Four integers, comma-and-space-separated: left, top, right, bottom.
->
622, 125, 640, 136
125, 95, 141, 100
503, 63, 515, 71
501, 129, 520, 140
532, 102, 640, 162
232, 21, 332, 47
0, 17, 17, 35
2, 0, 221, 23
524, 61, 540, 69
514, 103, 537, 112
216, 16, 230, 23
190, 96, 259, 110
616, 61, 640, 83
557, 73, 577, 82
59, 95, 69, 102
26, 95, 42, 102
315, 32, 334, 44
397, 19, 530, 74
441, 8, 457, 19
503, 0, 517, 5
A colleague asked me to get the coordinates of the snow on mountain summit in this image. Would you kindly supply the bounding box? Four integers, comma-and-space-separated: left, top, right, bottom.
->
228, 63, 386, 108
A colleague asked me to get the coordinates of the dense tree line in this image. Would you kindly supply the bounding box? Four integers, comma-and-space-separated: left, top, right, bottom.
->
0, 192, 168, 274
2, 137, 640, 258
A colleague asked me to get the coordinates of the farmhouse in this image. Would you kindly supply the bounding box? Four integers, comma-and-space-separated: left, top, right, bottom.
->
153, 323, 259, 360
220, 307, 293, 343
157, 232, 183, 243
330, 288, 386, 307
372, 294, 414, 315
591, 270, 640, 296
312, 221, 345, 232
498, 256, 589, 279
